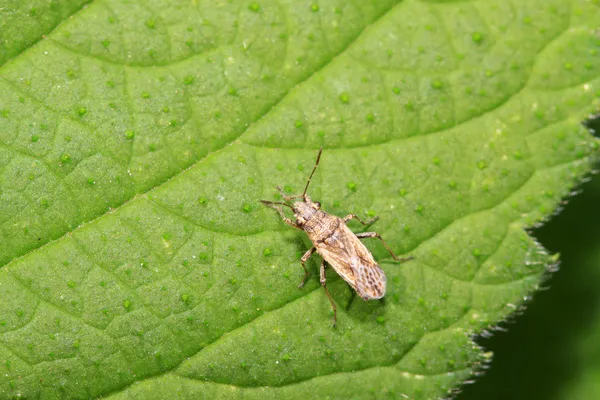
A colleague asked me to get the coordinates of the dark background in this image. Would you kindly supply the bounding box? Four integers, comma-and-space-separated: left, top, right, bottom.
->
459, 116, 600, 400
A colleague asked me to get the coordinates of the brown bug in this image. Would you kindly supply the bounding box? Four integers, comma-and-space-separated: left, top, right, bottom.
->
261, 148, 412, 327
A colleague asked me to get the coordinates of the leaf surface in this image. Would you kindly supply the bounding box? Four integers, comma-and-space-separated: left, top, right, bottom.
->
0, 0, 598, 398
459, 117, 600, 400
0, 0, 91, 66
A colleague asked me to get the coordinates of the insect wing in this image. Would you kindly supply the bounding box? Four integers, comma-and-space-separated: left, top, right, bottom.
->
316, 224, 387, 300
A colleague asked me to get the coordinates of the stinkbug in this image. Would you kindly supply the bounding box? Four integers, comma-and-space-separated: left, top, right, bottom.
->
261, 148, 412, 327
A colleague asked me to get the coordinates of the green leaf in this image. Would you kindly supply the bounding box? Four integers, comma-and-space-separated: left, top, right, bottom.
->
459, 116, 600, 400
0, 0, 598, 398
0, 0, 91, 66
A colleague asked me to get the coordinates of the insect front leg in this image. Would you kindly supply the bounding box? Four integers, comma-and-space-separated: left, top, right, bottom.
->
355, 232, 414, 262
298, 247, 316, 288
277, 186, 304, 202
260, 201, 300, 229
320, 260, 337, 328
342, 214, 380, 226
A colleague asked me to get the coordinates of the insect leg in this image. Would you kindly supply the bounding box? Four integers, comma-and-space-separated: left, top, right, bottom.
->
260, 201, 300, 229
355, 232, 414, 262
320, 260, 337, 328
342, 214, 380, 226
298, 247, 316, 288
276, 186, 304, 202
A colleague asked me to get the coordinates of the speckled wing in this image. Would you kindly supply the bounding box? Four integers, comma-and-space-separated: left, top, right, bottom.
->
315, 224, 387, 300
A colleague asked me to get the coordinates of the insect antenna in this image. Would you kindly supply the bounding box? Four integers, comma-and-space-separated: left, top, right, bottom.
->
302, 147, 323, 197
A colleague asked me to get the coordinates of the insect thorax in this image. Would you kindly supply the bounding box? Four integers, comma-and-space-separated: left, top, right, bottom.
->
302, 211, 340, 241
292, 200, 319, 222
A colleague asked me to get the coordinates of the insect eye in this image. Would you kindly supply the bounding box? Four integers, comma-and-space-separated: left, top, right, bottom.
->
314, 202, 321, 209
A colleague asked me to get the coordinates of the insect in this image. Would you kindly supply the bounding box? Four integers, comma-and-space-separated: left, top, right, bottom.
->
261, 148, 412, 327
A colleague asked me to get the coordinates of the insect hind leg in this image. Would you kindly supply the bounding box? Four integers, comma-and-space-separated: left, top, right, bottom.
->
355, 231, 414, 262
320, 260, 337, 328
